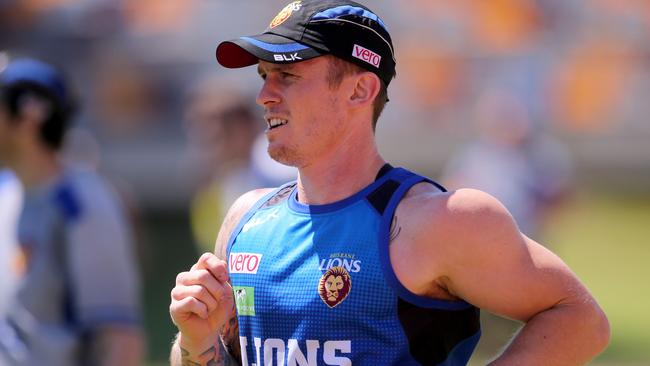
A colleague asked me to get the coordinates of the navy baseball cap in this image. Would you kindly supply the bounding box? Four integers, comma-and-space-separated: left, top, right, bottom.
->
0, 58, 69, 106
216, 0, 396, 86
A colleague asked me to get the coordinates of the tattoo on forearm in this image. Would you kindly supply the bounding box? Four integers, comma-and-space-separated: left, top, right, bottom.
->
389, 215, 402, 244
180, 347, 201, 366
180, 342, 238, 366
221, 301, 241, 363
214, 337, 238, 366
201, 346, 218, 366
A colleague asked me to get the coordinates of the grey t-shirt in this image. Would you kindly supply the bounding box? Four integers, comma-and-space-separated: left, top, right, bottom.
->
0, 170, 22, 316
0, 167, 140, 366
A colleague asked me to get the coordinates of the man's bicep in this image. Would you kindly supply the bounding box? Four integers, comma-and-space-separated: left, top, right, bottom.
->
443, 193, 588, 322
213, 188, 274, 260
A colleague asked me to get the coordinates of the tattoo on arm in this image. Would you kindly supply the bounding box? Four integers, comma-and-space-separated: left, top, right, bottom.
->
389, 215, 402, 244
180, 340, 239, 366
221, 300, 241, 363
180, 347, 201, 366
213, 337, 238, 366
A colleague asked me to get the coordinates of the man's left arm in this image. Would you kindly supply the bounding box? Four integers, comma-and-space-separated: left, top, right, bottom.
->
427, 189, 610, 365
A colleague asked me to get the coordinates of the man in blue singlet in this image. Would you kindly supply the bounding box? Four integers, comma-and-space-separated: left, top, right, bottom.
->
169, 1, 610, 365
0, 57, 144, 366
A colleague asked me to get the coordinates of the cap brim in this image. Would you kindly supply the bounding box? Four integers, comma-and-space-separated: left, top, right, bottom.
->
216, 33, 324, 68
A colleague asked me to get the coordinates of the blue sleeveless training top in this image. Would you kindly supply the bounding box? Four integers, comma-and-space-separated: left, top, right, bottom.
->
227, 166, 480, 365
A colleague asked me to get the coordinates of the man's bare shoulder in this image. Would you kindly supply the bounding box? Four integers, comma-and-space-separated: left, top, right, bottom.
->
396, 186, 519, 267
214, 188, 275, 259
392, 184, 525, 299
229, 188, 276, 220
401, 185, 514, 232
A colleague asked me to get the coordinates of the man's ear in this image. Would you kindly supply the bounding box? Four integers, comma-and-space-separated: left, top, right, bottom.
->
18, 95, 51, 128
349, 72, 380, 108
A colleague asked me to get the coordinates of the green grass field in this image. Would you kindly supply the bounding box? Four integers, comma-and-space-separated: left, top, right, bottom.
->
142, 191, 650, 365
547, 193, 650, 363
468, 192, 650, 365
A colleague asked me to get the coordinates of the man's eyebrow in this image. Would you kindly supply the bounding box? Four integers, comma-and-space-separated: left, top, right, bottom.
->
257, 63, 296, 76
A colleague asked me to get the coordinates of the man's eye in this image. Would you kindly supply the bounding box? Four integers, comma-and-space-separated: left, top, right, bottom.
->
281, 72, 295, 78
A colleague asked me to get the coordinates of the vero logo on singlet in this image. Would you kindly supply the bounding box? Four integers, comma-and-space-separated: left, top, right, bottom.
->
230, 253, 262, 274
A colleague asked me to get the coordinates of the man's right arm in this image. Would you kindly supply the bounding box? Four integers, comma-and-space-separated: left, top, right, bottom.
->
170, 189, 273, 366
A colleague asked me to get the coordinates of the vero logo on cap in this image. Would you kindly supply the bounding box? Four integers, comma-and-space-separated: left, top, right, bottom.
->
352, 44, 381, 68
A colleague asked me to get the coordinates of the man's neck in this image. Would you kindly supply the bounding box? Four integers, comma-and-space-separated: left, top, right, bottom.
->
11, 148, 61, 189
295, 136, 385, 205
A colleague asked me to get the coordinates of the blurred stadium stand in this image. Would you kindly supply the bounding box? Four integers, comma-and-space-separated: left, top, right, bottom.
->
2, 0, 649, 211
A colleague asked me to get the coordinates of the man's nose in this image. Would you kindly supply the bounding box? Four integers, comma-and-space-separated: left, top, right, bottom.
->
256, 78, 281, 107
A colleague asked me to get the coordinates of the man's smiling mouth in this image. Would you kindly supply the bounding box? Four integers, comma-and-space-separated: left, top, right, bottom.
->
267, 118, 288, 130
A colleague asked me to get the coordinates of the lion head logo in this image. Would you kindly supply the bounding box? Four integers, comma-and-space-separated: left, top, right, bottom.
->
269, 1, 302, 28
318, 266, 351, 308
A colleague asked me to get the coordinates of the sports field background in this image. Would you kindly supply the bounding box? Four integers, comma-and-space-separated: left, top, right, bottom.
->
471, 191, 650, 365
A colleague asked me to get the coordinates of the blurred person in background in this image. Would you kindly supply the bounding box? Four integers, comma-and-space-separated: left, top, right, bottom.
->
0, 57, 144, 366
0, 169, 22, 316
442, 88, 573, 240
169, 1, 609, 365
185, 77, 296, 252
